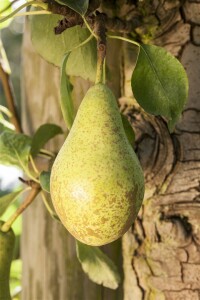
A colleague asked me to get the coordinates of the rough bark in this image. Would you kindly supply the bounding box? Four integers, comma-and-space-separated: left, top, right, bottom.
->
20, 1, 200, 299
121, 1, 200, 299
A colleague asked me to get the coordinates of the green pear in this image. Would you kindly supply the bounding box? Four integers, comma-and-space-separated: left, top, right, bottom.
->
0, 221, 15, 300
50, 83, 144, 246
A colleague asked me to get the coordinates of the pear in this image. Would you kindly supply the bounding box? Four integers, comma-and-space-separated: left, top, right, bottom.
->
0, 221, 15, 300
50, 83, 144, 246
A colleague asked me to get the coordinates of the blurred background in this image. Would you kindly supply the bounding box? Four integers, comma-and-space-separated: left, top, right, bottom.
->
0, 1, 25, 298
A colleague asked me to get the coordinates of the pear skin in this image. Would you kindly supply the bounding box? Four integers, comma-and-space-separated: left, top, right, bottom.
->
50, 83, 144, 246
0, 221, 15, 300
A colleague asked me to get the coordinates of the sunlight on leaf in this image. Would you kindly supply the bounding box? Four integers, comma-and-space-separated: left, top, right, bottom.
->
0, 131, 32, 169
131, 44, 188, 132
0, 0, 13, 30
30, 13, 97, 81
60, 52, 75, 130
76, 241, 121, 289
39, 171, 50, 193
31, 123, 63, 157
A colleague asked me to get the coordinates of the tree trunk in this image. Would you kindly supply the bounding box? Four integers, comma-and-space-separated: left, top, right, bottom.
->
21, 1, 200, 299
122, 1, 200, 299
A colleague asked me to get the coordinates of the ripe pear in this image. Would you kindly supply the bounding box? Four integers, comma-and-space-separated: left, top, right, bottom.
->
0, 221, 15, 300
50, 83, 144, 246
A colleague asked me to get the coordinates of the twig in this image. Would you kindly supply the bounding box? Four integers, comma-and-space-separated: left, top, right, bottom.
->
48, 0, 82, 19
0, 64, 22, 133
54, 17, 82, 34
54, 15, 142, 36
47, 0, 142, 35
1, 186, 41, 232
105, 16, 142, 33
18, 177, 40, 188
87, 0, 100, 15
94, 13, 107, 84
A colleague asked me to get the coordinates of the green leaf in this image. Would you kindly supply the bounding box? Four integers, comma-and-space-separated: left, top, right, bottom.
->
0, 0, 13, 30
131, 44, 188, 132
121, 114, 135, 146
31, 123, 63, 157
60, 53, 75, 129
0, 189, 23, 217
76, 241, 121, 289
30, 14, 97, 81
0, 131, 32, 169
39, 171, 50, 193
55, 0, 89, 15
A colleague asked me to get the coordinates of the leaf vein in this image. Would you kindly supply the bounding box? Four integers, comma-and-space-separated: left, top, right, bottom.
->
141, 45, 171, 112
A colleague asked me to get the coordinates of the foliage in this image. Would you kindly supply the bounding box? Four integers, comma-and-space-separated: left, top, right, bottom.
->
131, 44, 188, 131
0, 131, 32, 169
76, 241, 121, 289
0, 0, 12, 29
31, 123, 63, 156
60, 53, 75, 129
39, 171, 50, 193
30, 13, 97, 81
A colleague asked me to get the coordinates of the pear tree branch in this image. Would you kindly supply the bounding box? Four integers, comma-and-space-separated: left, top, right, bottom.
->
0, 64, 22, 133
43, 0, 142, 35
1, 185, 41, 232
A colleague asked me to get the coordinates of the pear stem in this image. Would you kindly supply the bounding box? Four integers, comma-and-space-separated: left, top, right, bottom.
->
95, 47, 106, 84
95, 14, 107, 84
1, 186, 41, 233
